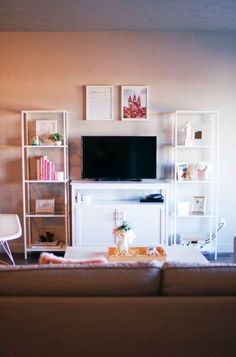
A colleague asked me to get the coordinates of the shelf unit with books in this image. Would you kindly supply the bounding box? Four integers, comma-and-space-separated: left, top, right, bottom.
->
21, 110, 70, 258
176, 112, 218, 258
161, 111, 219, 258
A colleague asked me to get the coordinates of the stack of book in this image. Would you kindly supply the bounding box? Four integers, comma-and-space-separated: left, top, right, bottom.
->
30, 156, 57, 181
36, 155, 56, 181
31, 240, 64, 249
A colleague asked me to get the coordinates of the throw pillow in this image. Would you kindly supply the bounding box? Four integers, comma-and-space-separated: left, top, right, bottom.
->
39, 252, 108, 265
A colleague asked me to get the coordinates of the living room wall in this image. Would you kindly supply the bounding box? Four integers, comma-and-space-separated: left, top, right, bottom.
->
0, 31, 235, 252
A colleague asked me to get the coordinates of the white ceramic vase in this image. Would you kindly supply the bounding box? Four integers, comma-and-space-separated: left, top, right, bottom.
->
116, 229, 135, 253
54, 141, 62, 146
116, 236, 129, 253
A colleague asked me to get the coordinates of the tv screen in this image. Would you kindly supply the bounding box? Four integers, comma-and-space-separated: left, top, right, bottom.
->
82, 136, 156, 180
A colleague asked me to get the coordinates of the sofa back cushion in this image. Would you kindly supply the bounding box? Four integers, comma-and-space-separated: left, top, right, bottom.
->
162, 262, 236, 296
0, 261, 162, 297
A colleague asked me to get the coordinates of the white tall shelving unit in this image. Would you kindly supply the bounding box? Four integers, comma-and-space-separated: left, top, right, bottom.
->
161, 111, 219, 258
21, 110, 70, 258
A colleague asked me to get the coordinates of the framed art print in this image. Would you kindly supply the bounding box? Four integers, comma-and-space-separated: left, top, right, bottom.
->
36, 120, 57, 137
177, 201, 191, 216
35, 199, 55, 214
192, 196, 206, 215
86, 85, 113, 121
176, 162, 188, 181
35, 120, 57, 144
121, 86, 148, 121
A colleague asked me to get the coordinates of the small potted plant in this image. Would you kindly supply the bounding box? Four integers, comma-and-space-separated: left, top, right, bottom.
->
48, 133, 64, 146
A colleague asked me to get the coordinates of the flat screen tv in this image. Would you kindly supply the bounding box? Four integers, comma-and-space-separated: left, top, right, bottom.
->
82, 136, 156, 181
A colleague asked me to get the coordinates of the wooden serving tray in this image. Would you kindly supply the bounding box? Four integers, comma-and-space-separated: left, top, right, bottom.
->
108, 246, 166, 261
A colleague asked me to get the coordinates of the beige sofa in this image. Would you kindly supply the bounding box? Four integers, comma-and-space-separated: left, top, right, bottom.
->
0, 261, 236, 357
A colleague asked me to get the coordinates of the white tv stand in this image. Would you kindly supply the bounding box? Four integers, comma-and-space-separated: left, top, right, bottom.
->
71, 180, 170, 247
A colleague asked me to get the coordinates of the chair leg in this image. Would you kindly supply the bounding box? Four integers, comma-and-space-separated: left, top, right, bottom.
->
234, 236, 236, 264
0, 241, 15, 265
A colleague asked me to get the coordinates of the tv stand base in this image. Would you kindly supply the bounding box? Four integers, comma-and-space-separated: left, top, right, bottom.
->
71, 180, 170, 247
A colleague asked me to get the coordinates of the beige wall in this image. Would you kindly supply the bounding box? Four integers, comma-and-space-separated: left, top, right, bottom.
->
0, 32, 235, 252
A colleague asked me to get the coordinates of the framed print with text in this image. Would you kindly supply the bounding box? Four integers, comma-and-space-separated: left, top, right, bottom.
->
86, 85, 113, 121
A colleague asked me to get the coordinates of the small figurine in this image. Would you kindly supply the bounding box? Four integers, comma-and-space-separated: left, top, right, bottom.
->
180, 120, 194, 146
186, 167, 193, 181
147, 247, 157, 256
196, 162, 209, 180
32, 136, 40, 146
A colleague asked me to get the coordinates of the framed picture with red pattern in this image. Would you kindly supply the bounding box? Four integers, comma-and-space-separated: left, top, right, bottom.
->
121, 86, 148, 121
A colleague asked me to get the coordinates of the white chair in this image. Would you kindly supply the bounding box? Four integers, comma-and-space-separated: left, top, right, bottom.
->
0, 214, 22, 265
234, 236, 236, 263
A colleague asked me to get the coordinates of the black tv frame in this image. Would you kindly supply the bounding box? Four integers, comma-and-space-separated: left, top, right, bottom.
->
82, 136, 157, 181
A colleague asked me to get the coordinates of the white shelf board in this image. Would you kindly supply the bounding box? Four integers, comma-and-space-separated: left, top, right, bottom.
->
27, 246, 66, 252
24, 145, 67, 148
25, 213, 67, 218
176, 180, 212, 184
22, 110, 67, 113
175, 214, 216, 218
77, 201, 165, 207
24, 180, 69, 183
71, 180, 170, 190
176, 145, 212, 149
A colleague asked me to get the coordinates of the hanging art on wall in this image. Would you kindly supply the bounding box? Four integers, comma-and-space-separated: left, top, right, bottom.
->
86, 85, 113, 121
121, 86, 148, 121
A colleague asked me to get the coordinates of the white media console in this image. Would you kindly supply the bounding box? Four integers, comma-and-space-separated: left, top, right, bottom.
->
71, 181, 170, 247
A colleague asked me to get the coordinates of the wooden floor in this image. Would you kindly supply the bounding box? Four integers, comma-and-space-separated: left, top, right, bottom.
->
203, 252, 234, 263
0, 252, 64, 265
0, 251, 234, 265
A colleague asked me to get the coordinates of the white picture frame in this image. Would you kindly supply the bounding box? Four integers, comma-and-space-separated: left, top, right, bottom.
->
177, 201, 191, 216
176, 162, 188, 181
35, 199, 55, 214
192, 196, 206, 215
86, 85, 113, 121
36, 120, 57, 137
121, 86, 148, 121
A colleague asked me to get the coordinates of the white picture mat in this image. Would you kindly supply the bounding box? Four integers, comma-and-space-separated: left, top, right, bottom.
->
36, 120, 57, 137
192, 196, 206, 214
178, 201, 191, 215
86, 86, 113, 120
176, 162, 188, 181
35, 199, 55, 213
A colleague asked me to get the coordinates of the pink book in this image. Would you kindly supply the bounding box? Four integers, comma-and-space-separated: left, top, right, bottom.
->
46, 160, 50, 180
48, 161, 51, 180
49, 161, 54, 180
36, 158, 40, 181
39, 156, 43, 180
41, 156, 47, 180
52, 162, 55, 180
